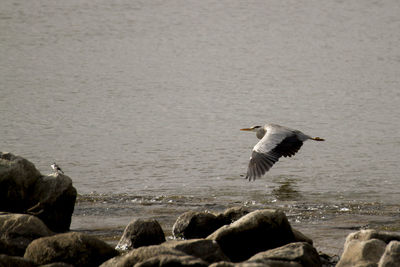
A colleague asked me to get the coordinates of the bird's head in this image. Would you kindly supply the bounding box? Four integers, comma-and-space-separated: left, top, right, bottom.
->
240, 125, 262, 132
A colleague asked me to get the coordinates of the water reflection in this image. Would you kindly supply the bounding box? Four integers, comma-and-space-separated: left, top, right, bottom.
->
271, 178, 302, 201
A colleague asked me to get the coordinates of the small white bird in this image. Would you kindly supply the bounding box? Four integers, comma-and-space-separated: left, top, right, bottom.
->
51, 162, 64, 174
241, 123, 324, 181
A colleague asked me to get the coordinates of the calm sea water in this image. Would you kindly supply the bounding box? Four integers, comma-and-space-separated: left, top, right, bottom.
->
2, 0, 400, 254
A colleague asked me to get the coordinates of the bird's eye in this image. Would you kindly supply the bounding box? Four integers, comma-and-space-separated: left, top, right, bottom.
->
253, 126, 261, 129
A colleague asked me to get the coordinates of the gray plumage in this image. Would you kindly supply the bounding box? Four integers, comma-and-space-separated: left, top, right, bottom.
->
241, 124, 324, 181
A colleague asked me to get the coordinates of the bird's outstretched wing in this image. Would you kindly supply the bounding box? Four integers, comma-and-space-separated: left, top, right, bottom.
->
246, 132, 303, 181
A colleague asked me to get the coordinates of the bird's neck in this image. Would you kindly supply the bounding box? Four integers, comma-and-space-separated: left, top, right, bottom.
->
256, 128, 266, 139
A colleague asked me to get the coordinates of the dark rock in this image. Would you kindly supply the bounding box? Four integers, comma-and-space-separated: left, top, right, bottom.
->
24, 232, 118, 267
247, 242, 321, 267
116, 219, 165, 250
163, 239, 229, 263
207, 209, 296, 262
292, 228, 313, 245
100, 245, 187, 267
0, 152, 77, 233
0, 213, 53, 256
378, 240, 400, 267
216, 206, 250, 225
27, 173, 77, 232
173, 211, 222, 239
40, 263, 75, 267
210, 261, 301, 267
0, 254, 36, 267
0, 152, 41, 212
134, 254, 208, 267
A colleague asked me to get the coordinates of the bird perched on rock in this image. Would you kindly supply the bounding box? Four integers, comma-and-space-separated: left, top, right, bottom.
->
240, 123, 324, 181
51, 162, 64, 174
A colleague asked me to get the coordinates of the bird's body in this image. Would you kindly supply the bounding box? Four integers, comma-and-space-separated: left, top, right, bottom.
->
51, 162, 64, 174
241, 123, 324, 181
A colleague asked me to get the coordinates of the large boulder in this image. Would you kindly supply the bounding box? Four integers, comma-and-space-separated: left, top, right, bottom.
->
0, 213, 53, 256
247, 242, 321, 267
0, 152, 77, 233
207, 209, 296, 262
24, 232, 118, 267
100, 245, 189, 267
0, 152, 41, 212
337, 229, 400, 267
163, 239, 230, 263
173, 211, 223, 239
27, 173, 77, 232
115, 219, 165, 250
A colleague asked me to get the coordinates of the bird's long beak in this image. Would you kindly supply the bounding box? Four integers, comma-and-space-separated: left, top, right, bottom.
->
240, 128, 253, 131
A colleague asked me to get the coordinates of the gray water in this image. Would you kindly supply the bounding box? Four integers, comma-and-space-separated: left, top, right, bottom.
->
2, 0, 400, 255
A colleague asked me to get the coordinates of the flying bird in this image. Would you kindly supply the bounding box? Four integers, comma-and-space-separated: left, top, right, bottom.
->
241, 123, 324, 181
51, 162, 64, 174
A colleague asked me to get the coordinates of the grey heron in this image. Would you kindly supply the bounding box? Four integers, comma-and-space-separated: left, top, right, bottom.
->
51, 162, 64, 174
241, 123, 324, 181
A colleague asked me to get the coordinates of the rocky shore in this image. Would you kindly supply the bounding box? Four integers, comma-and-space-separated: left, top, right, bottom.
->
1, 152, 400, 266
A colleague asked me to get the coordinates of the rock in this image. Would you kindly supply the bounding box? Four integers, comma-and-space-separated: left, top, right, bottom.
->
173, 211, 222, 239
0, 213, 53, 256
134, 254, 208, 267
337, 229, 400, 267
210, 261, 301, 267
207, 209, 296, 262
292, 228, 313, 245
216, 206, 250, 225
247, 242, 321, 267
163, 239, 230, 263
0, 254, 36, 267
27, 173, 77, 232
344, 229, 400, 247
100, 245, 187, 267
24, 232, 118, 267
336, 238, 386, 267
0, 152, 77, 233
40, 263, 75, 267
0, 152, 42, 212
378, 241, 400, 267
116, 219, 165, 250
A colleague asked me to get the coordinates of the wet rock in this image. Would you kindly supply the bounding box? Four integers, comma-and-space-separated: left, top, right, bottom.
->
163, 239, 229, 263
24, 232, 118, 267
134, 254, 208, 267
247, 242, 321, 267
173, 211, 222, 239
0, 254, 36, 267
0, 152, 42, 212
207, 209, 296, 262
40, 263, 75, 267
336, 238, 386, 267
378, 241, 400, 267
0, 213, 53, 256
116, 219, 165, 250
27, 173, 77, 232
100, 245, 187, 267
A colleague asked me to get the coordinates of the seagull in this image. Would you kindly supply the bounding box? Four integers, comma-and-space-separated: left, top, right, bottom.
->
240, 123, 324, 181
51, 162, 64, 174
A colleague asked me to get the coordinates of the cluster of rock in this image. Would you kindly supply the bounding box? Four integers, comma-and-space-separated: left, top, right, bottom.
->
2, 152, 400, 266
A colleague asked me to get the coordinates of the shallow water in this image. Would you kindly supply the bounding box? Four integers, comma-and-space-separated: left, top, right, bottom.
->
2, 0, 400, 255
